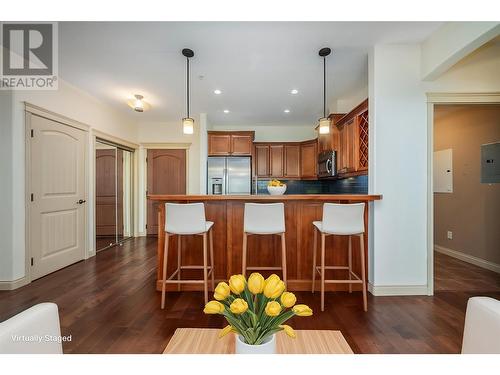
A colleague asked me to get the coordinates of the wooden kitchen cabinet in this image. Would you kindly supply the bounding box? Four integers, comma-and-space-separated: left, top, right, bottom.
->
300, 139, 317, 178
255, 144, 270, 177
269, 144, 284, 177
231, 134, 253, 155
335, 99, 369, 177
284, 145, 300, 178
254, 141, 317, 179
208, 131, 254, 156
208, 133, 231, 155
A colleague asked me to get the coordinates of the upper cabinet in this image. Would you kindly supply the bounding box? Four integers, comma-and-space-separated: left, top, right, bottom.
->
300, 139, 318, 179
322, 99, 369, 178
208, 131, 255, 156
254, 140, 317, 179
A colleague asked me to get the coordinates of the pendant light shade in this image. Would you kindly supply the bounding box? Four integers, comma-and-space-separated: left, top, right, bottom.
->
318, 47, 332, 135
318, 117, 330, 134
182, 48, 194, 135
182, 117, 194, 134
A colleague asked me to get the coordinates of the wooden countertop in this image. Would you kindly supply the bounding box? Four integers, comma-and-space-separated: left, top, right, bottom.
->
148, 194, 382, 201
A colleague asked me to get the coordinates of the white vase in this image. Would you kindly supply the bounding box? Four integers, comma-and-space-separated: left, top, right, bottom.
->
235, 334, 276, 354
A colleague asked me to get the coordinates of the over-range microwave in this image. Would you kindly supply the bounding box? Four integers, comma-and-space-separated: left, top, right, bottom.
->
317, 150, 337, 178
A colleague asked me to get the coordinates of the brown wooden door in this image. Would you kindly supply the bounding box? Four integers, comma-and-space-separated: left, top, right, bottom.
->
96, 148, 117, 237
255, 145, 270, 177
300, 140, 317, 178
284, 145, 300, 178
208, 134, 231, 155
269, 144, 284, 177
147, 149, 186, 235
231, 135, 253, 155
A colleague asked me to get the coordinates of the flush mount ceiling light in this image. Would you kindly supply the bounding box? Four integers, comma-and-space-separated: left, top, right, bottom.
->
318, 47, 331, 135
214, 89, 222, 95
290, 89, 298, 95
223, 109, 229, 113
284, 109, 290, 113
127, 94, 150, 112
182, 48, 195, 135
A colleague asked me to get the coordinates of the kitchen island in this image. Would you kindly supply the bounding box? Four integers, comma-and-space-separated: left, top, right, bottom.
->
148, 194, 382, 292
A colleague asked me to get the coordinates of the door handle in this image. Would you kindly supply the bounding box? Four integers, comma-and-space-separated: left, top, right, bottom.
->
77, 199, 86, 204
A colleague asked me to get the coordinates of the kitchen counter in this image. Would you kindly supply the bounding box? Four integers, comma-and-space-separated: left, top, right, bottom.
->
148, 194, 382, 201
148, 194, 381, 292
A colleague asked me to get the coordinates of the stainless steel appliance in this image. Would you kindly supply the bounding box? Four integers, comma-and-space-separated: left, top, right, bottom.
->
317, 150, 337, 178
207, 157, 251, 195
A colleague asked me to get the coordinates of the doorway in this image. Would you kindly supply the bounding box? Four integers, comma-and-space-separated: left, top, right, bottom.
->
432, 103, 500, 292
146, 149, 187, 235
27, 111, 87, 280
95, 139, 134, 251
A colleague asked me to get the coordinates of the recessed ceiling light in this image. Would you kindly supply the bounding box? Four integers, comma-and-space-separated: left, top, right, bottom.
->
223, 109, 229, 113
291, 89, 298, 94
284, 109, 290, 113
214, 89, 222, 95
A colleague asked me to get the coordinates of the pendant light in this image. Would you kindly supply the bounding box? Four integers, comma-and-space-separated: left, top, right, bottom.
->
182, 48, 194, 134
318, 47, 331, 135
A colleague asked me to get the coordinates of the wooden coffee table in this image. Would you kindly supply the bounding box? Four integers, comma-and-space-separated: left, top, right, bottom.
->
163, 328, 353, 354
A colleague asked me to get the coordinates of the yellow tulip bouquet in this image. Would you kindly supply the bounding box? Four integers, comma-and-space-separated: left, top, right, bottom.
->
203, 273, 313, 345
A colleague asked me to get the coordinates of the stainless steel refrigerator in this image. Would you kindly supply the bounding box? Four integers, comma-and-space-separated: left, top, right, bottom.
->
207, 157, 251, 195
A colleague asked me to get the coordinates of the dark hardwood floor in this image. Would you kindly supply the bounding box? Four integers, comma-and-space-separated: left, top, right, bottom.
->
1, 237, 499, 354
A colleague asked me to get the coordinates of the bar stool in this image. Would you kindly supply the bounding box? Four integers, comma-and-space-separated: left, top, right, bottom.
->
242, 203, 287, 284
311, 203, 367, 312
161, 203, 214, 309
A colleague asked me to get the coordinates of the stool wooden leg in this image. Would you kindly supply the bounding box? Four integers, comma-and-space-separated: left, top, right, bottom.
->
311, 228, 317, 293
242, 233, 248, 277
203, 233, 209, 304
161, 233, 170, 309
360, 233, 367, 312
209, 228, 215, 291
281, 233, 287, 285
321, 233, 326, 312
348, 235, 352, 294
177, 235, 182, 292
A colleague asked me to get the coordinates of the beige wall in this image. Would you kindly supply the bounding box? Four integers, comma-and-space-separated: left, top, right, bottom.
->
434, 104, 500, 264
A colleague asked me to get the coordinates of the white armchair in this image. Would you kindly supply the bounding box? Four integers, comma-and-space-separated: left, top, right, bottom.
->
462, 296, 500, 354
0, 302, 63, 354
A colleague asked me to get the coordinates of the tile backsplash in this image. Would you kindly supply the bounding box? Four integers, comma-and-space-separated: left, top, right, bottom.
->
256, 175, 368, 195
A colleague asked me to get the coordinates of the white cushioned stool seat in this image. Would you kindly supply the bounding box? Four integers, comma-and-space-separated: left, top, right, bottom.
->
161, 203, 215, 309
312, 202, 367, 312
0, 303, 63, 354
462, 296, 500, 354
244, 203, 285, 234
242, 203, 287, 283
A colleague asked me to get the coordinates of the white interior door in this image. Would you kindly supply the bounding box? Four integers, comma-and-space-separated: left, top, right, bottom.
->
29, 113, 86, 280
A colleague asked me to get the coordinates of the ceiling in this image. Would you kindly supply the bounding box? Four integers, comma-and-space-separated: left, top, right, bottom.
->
59, 22, 442, 125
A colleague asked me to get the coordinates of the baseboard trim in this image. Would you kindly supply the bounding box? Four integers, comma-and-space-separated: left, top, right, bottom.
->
0, 276, 29, 290
368, 283, 429, 296
434, 245, 500, 274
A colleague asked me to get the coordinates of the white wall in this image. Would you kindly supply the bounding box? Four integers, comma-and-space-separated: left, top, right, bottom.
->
335, 86, 369, 114
2, 79, 137, 283
421, 22, 500, 80
0, 91, 14, 282
209, 124, 316, 142
199, 114, 209, 194
369, 36, 500, 294
369, 44, 429, 289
